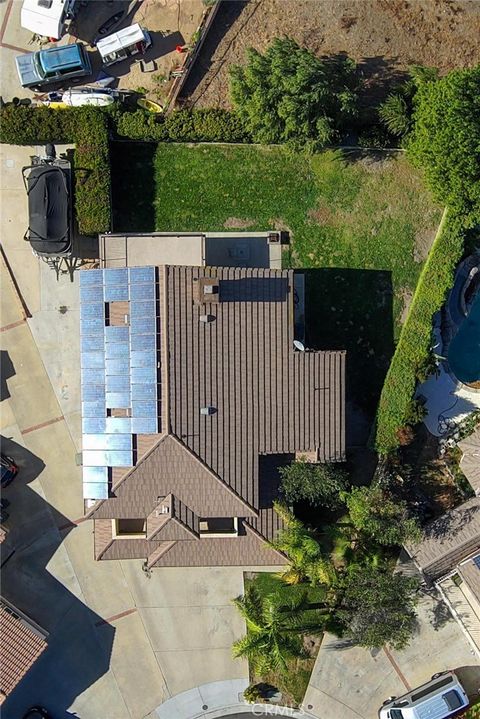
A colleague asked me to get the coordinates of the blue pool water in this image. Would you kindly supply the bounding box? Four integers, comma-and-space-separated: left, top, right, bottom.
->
449, 291, 480, 384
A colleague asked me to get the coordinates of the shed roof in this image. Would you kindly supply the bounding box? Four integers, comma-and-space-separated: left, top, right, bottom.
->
405, 497, 480, 580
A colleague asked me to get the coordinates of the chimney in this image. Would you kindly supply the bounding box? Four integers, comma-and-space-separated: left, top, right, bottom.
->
193, 277, 220, 305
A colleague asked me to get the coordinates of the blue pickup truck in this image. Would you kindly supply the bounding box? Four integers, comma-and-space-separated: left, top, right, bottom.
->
15, 43, 91, 89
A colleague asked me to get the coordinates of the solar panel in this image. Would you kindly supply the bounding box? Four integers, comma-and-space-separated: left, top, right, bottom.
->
131, 384, 156, 400
80, 269, 103, 286
130, 350, 156, 368
80, 266, 159, 500
105, 358, 130, 376
83, 450, 132, 467
104, 268, 128, 285
80, 303, 104, 320
132, 400, 157, 417
129, 282, 155, 301
129, 301, 156, 319
81, 352, 105, 369
82, 417, 107, 433
131, 417, 158, 434
129, 266, 155, 283
105, 391, 131, 408
131, 366, 157, 383
106, 417, 132, 434
130, 316, 156, 335
83, 434, 132, 451
80, 317, 104, 334
106, 375, 130, 392
105, 342, 129, 359
80, 284, 103, 303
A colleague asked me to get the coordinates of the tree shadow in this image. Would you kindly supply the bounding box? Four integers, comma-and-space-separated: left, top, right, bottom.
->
303, 268, 394, 442
355, 55, 409, 111
0, 351, 15, 402
110, 141, 157, 232
455, 666, 480, 702
0, 437, 115, 718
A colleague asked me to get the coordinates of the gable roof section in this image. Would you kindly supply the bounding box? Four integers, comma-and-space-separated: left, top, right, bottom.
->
90, 434, 256, 520
405, 497, 480, 580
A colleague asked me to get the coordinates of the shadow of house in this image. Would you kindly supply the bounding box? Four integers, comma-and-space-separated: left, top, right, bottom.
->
0, 437, 115, 719
0, 351, 15, 402
304, 268, 394, 438
110, 142, 157, 233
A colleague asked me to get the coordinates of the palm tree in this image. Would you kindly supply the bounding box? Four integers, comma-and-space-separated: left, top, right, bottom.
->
232, 584, 329, 674
271, 502, 338, 588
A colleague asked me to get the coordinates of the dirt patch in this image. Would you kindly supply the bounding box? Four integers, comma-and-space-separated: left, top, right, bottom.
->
308, 204, 335, 226
400, 287, 413, 323
180, 0, 480, 109
223, 216, 255, 229
414, 228, 437, 262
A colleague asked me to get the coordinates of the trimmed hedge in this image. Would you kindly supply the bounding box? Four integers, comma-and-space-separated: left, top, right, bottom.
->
0, 104, 111, 235
374, 210, 466, 454
114, 108, 251, 143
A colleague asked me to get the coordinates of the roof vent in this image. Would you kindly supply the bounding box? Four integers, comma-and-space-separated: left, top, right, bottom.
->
200, 406, 217, 416
193, 277, 220, 305
293, 339, 306, 351
268, 232, 281, 244
199, 314, 215, 323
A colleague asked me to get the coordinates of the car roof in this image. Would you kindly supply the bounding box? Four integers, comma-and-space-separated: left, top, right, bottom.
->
26, 165, 70, 253
40, 43, 84, 72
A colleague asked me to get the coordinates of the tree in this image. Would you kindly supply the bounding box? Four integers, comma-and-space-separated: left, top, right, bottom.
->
407, 66, 480, 225
378, 66, 439, 139
229, 37, 358, 149
335, 564, 419, 649
232, 584, 328, 673
279, 459, 349, 508
271, 502, 338, 586
341, 486, 421, 545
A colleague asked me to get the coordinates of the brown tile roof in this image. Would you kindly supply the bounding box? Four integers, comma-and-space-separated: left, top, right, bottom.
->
405, 497, 480, 580
458, 557, 480, 605
0, 599, 48, 703
459, 426, 480, 494
88, 266, 346, 567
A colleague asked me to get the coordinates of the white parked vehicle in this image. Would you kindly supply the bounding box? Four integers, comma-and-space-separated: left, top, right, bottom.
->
378, 671, 469, 719
21, 0, 77, 40
96, 23, 151, 67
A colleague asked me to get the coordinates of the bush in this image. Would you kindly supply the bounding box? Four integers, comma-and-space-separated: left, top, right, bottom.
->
114, 108, 249, 143
375, 212, 466, 454
0, 105, 111, 235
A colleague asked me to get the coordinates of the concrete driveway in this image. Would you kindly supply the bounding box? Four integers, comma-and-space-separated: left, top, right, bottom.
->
303, 584, 480, 719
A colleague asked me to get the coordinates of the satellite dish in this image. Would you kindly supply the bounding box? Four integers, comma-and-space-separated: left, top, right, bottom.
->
293, 340, 305, 352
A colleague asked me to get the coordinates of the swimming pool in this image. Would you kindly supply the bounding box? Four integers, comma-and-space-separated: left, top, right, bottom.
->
449, 291, 480, 384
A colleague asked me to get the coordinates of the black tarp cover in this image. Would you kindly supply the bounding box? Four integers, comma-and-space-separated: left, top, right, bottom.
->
27, 165, 71, 255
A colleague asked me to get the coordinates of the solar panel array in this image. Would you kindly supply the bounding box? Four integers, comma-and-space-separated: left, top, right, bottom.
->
80, 267, 158, 500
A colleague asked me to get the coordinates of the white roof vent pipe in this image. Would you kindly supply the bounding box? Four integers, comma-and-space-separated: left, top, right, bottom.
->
200, 406, 217, 416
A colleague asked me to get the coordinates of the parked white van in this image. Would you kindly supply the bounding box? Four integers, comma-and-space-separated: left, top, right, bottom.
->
378, 671, 469, 719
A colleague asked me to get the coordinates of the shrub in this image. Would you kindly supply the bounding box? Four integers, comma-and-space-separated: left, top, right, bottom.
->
0, 105, 111, 235
115, 109, 169, 141
375, 212, 466, 454
114, 108, 249, 143
229, 37, 359, 148
379, 93, 410, 137
407, 65, 480, 227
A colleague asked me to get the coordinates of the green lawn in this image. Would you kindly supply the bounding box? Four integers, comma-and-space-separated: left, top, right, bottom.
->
111, 142, 441, 415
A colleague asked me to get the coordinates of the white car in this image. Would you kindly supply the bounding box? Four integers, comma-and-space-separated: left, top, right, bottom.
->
378, 671, 469, 719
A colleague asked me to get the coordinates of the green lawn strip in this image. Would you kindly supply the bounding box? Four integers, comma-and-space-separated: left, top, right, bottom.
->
374, 210, 466, 454
244, 573, 324, 707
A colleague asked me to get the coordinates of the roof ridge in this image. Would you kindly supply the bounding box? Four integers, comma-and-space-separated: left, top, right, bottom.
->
146, 540, 176, 569
168, 434, 259, 517
243, 521, 287, 564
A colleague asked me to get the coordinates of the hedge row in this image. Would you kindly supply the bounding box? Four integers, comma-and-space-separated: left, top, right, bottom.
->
0, 105, 249, 233
374, 210, 466, 454
0, 104, 111, 235
113, 108, 251, 143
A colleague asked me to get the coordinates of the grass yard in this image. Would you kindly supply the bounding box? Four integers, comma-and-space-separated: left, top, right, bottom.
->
111, 142, 441, 416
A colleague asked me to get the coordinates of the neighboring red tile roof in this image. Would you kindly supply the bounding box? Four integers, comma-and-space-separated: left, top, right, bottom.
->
87, 266, 346, 568
0, 599, 48, 703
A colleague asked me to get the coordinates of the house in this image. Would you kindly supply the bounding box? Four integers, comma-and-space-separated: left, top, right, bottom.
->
80, 265, 346, 568
0, 597, 48, 704
459, 425, 480, 495
405, 497, 480, 657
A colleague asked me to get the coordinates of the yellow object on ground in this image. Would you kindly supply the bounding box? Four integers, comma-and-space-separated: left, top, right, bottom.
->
137, 97, 163, 113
